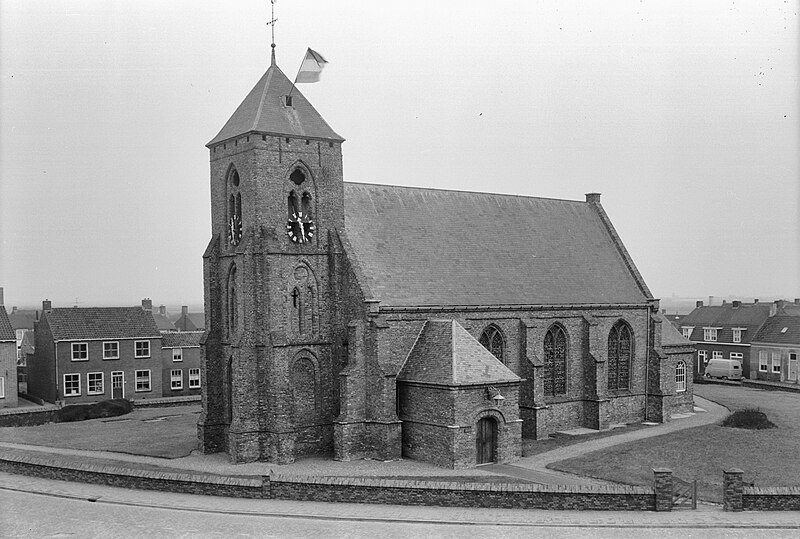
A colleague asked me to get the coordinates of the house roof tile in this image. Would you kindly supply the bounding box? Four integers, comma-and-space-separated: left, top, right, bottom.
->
752, 316, 800, 345
680, 304, 771, 343
161, 331, 203, 348
398, 319, 520, 386
44, 307, 161, 341
0, 308, 15, 341
344, 183, 650, 307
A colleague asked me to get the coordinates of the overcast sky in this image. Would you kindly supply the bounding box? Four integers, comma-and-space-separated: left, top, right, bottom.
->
1, 0, 798, 309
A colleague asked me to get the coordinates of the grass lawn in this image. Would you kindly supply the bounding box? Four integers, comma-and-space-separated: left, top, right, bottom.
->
0, 405, 201, 459
548, 385, 800, 502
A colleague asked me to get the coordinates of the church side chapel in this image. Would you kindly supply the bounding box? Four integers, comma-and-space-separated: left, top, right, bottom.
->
198, 44, 694, 469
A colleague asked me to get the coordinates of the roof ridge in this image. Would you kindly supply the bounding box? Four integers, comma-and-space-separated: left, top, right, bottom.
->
344, 181, 587, 204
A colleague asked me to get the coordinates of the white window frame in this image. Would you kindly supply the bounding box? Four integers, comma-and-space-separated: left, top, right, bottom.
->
772, 352, 781, 373
63, 373, 81, 397
135, 370, 151, 392
730, 352, 743, 361
698, 350, 707, 364
170, 369, 183, 390
103, 341, 120, 360
189, 368, 201, 389
759, 350, 769, 372
675, 361, 687, 393
134, 340, 151, 358
71, 342, 88, 361
172, 348, 183, 362
0, 376, 4, 398
703, 328, 719, 342
712, 351, 723, 360
681, 327, 694, 340
732, 329, 743, 343
87, 372, 104, 395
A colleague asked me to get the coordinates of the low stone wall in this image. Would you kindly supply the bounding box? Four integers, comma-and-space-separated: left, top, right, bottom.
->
0, 406, 59, 427
132, 395, 201, 408
723, 469, 800, 511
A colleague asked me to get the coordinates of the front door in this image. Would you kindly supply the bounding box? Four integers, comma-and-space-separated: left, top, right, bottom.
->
789, 353, 798, 382
111, 371, 124, 399
476, 417, 497, 465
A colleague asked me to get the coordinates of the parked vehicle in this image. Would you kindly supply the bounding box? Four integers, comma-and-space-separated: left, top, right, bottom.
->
704, 358, 743, 380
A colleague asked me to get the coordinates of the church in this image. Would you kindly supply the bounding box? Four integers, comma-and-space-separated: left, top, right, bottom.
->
198, 50, 694, 469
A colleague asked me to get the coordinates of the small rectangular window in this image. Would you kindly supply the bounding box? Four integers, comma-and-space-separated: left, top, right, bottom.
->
732, 329, 742, 343
681, 327, 693, 339
135, 370, 151, 392
675, 362, 686, 393
703, 328, 718, 342
103, 341, 120, 360
759, 351, 769, 372
172, 348, 183, 362
772, 352, 781, 373
730, 352, 743, 361
712, 351, 723, 360
171, 369, 183, 390
87, 372, 104, 395
135, 340, 151, 358
189, 368, 201, 389
64, 373, 81, 397
72, 342, 88, 361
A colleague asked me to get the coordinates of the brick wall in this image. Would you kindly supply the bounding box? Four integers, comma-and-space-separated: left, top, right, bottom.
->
0, 341, 18, 408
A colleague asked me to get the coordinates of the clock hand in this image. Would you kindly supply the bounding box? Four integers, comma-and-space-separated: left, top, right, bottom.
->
298, 220, 305, 243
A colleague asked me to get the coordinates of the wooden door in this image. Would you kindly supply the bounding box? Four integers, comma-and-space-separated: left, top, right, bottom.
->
111, 371, 124, 399
476, 417, 497, 465
789, 354, 798, 382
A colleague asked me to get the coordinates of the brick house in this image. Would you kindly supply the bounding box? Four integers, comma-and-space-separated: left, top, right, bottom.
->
174, 306, 204, 331
29, 302, 163, 404
161, 331, 203, 397
0, 304, 19, 408
750, 314, 800, 384
198, 53, 692, 468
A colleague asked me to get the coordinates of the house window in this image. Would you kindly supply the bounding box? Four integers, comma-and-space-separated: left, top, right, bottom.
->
712, 351, 723, 360
189, 368, 201, 389
759, 351, 768, 372
730, 352, 743, 361
479, 325, 505, 363
608, 321, 633, 391
703, 328, 718, 342
681, 327, 694, 340
698, 350, 707, 364
87, 372, 104, 395
71, 342, 88, 361
135, 370, 151, 392
134, 340, 150, 358
732, 329, 743, 343
772, 352, 781, 373
64, 373, 80, 397
543, 325, 567, 397
170, 369, 183, 390
675, 361, 687, 393
173, 348, 183, 362
0, 377, 4, 398
103, 341, 119, 359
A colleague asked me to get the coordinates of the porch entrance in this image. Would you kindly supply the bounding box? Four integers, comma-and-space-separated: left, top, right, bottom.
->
111, 371, 124, 399
476, 417, 497, 465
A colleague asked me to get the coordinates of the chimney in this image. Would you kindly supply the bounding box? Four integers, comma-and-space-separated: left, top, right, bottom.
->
12, 306, 17, 314
754, 299, 759, 304
585, 193, 602, 204
696, 300, 704, 308
722, 299, 727, 305
159, 305, 166, 316
732, 300, 741, 308
795, 298, 799, 305
141, 298, 153, 312
42, 299, 52, 312
776, 299, 786, 311
181, 305, 189, 315
770, 302, 777, 317
708, 296, 714, 306
0, 287, 4, 306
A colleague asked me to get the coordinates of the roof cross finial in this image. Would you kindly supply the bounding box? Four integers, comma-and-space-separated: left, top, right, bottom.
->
267, 0, 278, 65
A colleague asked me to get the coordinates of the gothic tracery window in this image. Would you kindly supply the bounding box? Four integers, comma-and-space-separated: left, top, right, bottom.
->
543, 325, 567, 397
227, 167, 242, 246
608, 321, 633, 391
479, 325, 505, 363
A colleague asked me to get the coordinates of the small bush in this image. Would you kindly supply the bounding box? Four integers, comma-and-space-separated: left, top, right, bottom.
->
721, 408, 777, 430
57, 399, 133, 423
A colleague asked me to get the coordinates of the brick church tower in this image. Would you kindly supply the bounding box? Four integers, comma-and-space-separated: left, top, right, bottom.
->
198, 52, 348, 463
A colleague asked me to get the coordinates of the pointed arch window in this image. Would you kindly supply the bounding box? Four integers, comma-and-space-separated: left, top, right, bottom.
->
675, 361, 687, 393
227, 265, 238, 336
608, 321, 633, 391
227, 167, 242, 246
291, 356, 317, 425
479, 325, 505, 363
543, 325, 568, 396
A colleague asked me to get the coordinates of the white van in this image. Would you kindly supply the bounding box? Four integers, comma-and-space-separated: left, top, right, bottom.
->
704, 358, 743, 380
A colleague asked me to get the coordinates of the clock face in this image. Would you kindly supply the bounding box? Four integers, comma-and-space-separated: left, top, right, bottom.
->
229, 214, 242, 245
286, 211, 315, 243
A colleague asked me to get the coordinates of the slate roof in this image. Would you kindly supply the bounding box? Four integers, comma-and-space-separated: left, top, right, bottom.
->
7, 309, 37, 331
0, 308, 15, 341
152, 313, 176, 331
174, 313, 205, 332
752, 316, 800, 345
43, 307, 161, 341
161, 331, 203, 348
343, 183, 650, 307
208, 62, 343, 146
398, 320, 520, 386
679, 303, 771, 343
659, 314, 692, 347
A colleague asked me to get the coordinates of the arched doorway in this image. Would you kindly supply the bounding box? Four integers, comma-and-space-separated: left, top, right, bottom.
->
475, 417, 497, 464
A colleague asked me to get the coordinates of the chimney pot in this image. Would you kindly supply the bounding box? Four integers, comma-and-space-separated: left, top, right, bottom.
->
42, 299, 52, 312
754, 299, 759, 304
141, 298, 153, 311
722, 299, 727, 305
181, 305, 189, 315
696, 300, 704, 308
733, 300, 741, 308
585, 193, 602, 204
159, 305, 166, 316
